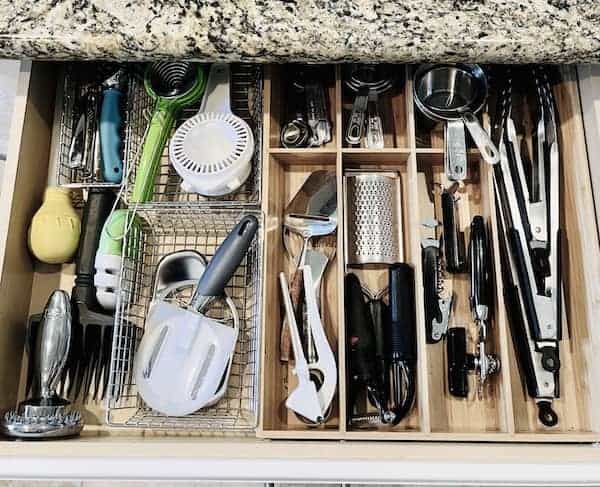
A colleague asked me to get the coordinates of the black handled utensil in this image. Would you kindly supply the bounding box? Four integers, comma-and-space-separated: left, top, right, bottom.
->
345, 273, 387, 424
442, 189, 465, 274
447, 327, 470, 398
422, 240, 452, 343
386, 263, 417, 424
68, 188, 117, 402
447, 216, 500, 398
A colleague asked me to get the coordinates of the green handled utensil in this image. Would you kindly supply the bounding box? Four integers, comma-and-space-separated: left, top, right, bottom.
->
131, 62, 206, 203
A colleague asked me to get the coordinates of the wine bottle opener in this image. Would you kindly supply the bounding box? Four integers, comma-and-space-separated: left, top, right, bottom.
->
421, 219, 453, 343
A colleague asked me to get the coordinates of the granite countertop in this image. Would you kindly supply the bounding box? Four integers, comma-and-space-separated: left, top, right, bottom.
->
0, 0, 599, 63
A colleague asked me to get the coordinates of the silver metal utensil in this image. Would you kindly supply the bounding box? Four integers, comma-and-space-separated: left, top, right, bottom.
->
2, 290, 83, 439
153, 250, 207, 301
344, 64, 396, 147
284, 170, 338, 267
305, 80, 332, 147
280, 171, 337, 363
414, 64, 499, 181
344, 172, 403, 265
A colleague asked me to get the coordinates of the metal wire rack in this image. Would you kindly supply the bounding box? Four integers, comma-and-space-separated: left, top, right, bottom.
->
123, 64, 263, 207
106, 208, 262, 432
55, 62, 134, 189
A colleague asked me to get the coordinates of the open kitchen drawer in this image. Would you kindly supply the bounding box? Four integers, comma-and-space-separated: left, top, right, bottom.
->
1, 61, 600, 481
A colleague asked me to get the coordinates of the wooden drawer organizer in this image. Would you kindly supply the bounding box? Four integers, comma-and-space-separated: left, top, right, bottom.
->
259, 65, 600, 441
0, 63, 599, 455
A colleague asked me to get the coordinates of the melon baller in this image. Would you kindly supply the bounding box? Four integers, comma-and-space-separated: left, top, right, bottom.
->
131, 62, 206, 203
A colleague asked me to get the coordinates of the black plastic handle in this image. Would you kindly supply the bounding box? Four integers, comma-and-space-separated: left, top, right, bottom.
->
469, 215, 489, 313
368, 297, 388, 380
507, 228, 542, 340
345, 273, 377, 382
442, 191, 465, 274
422, 245, 443, 343
388, 263, 416, 363
72, 188, 116, 307
447, 327, 469, 398
191, 215, 258, 312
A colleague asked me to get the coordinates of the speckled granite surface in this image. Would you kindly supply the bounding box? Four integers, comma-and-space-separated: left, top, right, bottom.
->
0, 0, 599, 63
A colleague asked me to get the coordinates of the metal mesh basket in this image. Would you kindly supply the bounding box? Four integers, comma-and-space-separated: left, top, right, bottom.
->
106, 208, 262, 431
123, 64, 263, 207
55, 63, 134, 189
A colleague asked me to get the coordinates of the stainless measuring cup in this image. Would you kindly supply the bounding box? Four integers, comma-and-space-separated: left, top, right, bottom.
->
344, 64, 396, 148
413, 64, 499, 181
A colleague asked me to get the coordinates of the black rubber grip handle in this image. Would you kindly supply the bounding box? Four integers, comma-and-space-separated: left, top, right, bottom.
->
507, 228, 542, 340
442, 191, 465, 274
388, 263, 416, 363
447, 327, 469, 398
469, 215, 489, 312
72, 188, 116, 307
503, 282, 539, 399
505, 136, 533, 244
191, 215, 258, 310
345, 273, 376, 382
368, 297, 388, 374
422, 245, 442, 343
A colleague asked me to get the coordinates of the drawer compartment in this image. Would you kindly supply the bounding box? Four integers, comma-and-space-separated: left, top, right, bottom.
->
107, 208, 262, 431
123, 64, 263, 206
259, 65, 600, 441
415, 156, 509, 434
0, 62, 599, 456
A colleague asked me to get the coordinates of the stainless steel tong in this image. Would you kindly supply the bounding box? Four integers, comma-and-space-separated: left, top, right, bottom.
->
492, 66, 561, 427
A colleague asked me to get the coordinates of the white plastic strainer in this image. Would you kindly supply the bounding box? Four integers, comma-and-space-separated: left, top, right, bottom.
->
169, 64, 254, 196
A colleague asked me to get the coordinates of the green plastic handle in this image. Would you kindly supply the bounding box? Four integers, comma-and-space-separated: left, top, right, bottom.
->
97, 208, 141, 259
98, 209, 129, 256
131, 99, 178, 203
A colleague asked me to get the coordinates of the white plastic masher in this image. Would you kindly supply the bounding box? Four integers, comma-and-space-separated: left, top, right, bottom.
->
169, 64, 254, 196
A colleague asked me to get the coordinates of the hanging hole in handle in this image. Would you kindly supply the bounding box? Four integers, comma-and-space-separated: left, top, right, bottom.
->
348, 122, 362, 140
538, 401, 558, 427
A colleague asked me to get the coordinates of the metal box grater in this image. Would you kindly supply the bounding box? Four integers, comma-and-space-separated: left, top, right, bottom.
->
344, 172, 403, 265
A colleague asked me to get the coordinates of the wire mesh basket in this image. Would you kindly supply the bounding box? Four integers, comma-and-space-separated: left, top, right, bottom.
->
107, 208, 262, 431
123, 64, 263, 207
55, 62, 135, 189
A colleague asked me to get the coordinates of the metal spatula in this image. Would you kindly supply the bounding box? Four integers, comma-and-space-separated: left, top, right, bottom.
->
280, 171, 337, 361
284, 170, 337, 267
